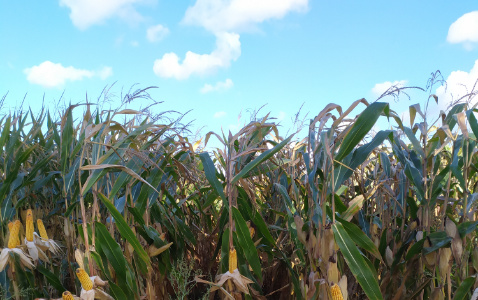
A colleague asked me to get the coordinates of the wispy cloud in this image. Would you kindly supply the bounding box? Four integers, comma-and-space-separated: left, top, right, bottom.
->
147, 24, 170, 43
183, 0, 308, 33
59, 0, 144, 30
24, 61, 112, 88
214, 111, 227, 118
371, 80, 407, 97
200, 79, 233, 93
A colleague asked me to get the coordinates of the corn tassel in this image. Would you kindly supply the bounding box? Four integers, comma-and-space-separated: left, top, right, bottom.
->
8, 220, 21, 249
37, 219, 49, 240
76, 268, 93, 291
229, 248, 237, 273
330, 284, 344, 300
26, 209, 34, 242
62, 291, 74, 300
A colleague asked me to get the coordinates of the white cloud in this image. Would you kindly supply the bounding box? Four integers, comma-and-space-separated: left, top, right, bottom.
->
98, 66, 113, 80
447, 11, 478, 50
372, 80, 408, 97
59, 0, 144, 30
147, 24, 170, 43
152, 0, 308, 81
24, 61, 112, 88
277, 111, 286, 121
200, 78, 233, 93
153, 32, 240, 80
183, 0, 308, 33
131, 40, 139, 47
214, 111, 227, 118
436, 59, 478, 109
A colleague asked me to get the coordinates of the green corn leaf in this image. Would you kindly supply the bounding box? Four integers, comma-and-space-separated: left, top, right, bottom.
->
337, 217, 382, 261
453, 277, 475, 300
95, 222, 127, 283
333, 222, 383, 300
336, 102, 388, 161
232, 207, 262, 281
37, 265, 66, 294
97, 192, 151, 269
231, 134, 293, 184
199, 152, 227, 203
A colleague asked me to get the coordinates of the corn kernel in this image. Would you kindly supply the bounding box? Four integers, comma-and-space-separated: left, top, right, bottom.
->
229, 248, 237, 273
330, 284, 343, 300
76, 268, 93, 291
37, 219, 49, 240
62, 291, 74, 300
8, 220, 21, 249
26, 209, 34, 242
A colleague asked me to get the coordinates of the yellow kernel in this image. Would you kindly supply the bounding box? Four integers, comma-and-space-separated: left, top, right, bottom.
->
228, 248, 237, 273
26, 209, 34, 242
8, 220, 21, 249
62, 291, 75, 300
330, 284, 344, 300
37, 219, 49, 240
76, 268, 93, 291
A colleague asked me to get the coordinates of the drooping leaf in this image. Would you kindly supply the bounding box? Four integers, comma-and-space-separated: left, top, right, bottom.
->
336, 102, 388, 161
333, 222, 383, 300
231, 134, 293, 184
232, 207, 262, 281
97, 192, 151, 269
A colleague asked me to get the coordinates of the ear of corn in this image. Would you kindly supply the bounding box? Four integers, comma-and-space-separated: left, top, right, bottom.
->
76, 268, 93, 291
62, 291, 74, 300
37, 219, 49, 240
229, 248, 237, 273
330, 283, 344, 300
8, 220, 21, 249
26, 209, 34, 242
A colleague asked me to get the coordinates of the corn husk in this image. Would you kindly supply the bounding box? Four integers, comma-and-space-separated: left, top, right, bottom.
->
473, 248, 478, 272
424, 238, 436, 268
195, 269, 254, 299
451, 237, 463, 265
25, 238, 49, 263
338, 275, 348, 300
438, 248, 452, 283
0, 247, 34, 271
385, 246, 393, 266
445, 218, 457, 238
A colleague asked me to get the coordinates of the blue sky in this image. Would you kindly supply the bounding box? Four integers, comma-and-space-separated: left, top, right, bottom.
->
1, 1, 478, 138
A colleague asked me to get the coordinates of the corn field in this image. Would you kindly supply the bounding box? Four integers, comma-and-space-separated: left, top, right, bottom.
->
1, 81, 478, 300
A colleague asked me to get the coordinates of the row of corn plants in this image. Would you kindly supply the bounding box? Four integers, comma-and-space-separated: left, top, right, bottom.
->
0, 81, 477, 299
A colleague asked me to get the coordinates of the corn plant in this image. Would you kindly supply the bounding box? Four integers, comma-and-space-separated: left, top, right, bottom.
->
0, 80, 476, 299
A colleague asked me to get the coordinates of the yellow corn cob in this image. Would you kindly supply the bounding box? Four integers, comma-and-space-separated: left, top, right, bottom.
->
249, 227, 255, 238
330, 284, 344, 300
76, 268, 93, 291
8, 220, 21, 249
62, 291, 74, 300
26, 209, 34, 242
37, 219, 49, 240
229, 248, 237, 273
9, 221, 20, 247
